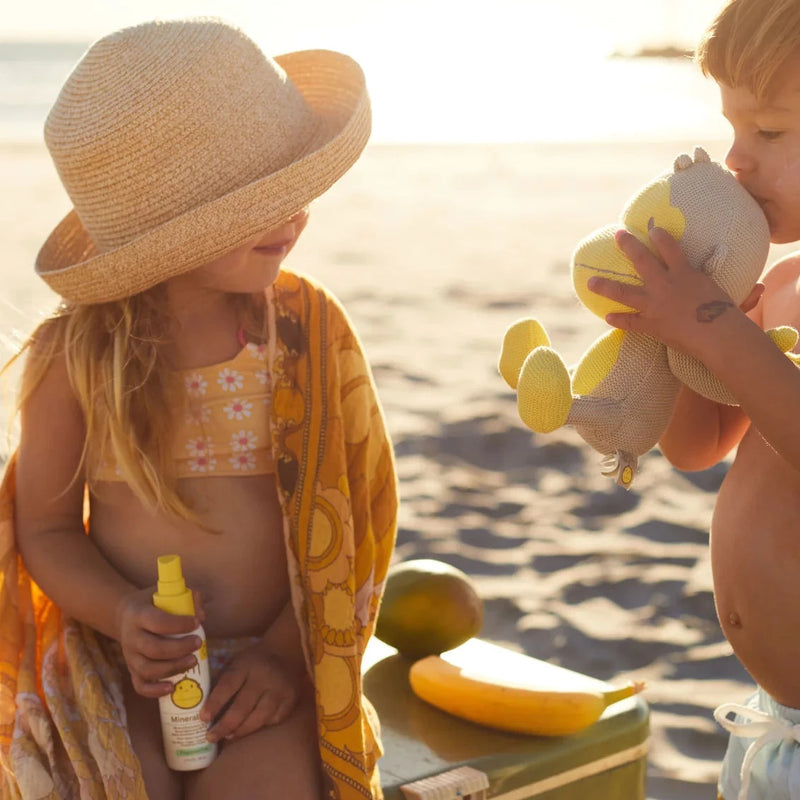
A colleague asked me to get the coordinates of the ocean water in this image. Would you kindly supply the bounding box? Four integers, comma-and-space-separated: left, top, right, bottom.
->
0, 41, 88, 143
0, 17, 732, 146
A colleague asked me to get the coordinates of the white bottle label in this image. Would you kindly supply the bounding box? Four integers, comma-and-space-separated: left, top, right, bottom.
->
158, 627, 217, 770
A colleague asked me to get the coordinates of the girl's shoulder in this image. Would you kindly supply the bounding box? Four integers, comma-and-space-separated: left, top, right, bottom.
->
272, 269, 366, 363
18, 314, 72, 394
17, 316, 85, 452
273, 269, 353, 328
274, 268, 341, 303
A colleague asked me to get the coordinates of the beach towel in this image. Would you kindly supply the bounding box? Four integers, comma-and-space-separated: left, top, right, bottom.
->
0, 269, 398, 799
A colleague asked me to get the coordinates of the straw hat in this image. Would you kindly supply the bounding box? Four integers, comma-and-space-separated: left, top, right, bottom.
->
36, 18, 371, 304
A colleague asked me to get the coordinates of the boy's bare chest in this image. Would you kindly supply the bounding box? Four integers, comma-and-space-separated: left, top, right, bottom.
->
715, 426, 800, 543
711, 429, 800, 703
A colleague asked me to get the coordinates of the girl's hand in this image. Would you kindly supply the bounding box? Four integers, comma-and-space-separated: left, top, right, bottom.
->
116, 586, 203, 698
587, 227, 744, 357
200, 642, 302, 742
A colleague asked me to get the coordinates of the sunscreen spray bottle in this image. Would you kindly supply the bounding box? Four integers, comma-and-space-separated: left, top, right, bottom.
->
153, 554, 217, 770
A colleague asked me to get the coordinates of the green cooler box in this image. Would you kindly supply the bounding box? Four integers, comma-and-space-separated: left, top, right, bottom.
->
363, 638, 649, 800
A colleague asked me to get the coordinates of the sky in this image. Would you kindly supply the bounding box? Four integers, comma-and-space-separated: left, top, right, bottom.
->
1, 0, 733, 143
2, 0, 723, 51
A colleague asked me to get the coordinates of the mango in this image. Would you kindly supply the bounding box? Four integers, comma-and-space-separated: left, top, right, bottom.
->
376, 559, 483, 658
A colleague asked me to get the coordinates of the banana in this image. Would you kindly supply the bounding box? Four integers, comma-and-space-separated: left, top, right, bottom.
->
408, 639, 644, 737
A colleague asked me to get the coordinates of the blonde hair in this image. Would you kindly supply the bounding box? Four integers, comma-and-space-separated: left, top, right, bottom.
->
696, 0, 800, 98
8, 290, 267, 523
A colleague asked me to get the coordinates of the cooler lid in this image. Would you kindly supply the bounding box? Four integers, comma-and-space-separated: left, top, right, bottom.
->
362, 638, 649, 798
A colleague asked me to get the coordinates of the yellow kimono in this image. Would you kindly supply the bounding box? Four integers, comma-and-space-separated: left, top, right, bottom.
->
0, 270, 398, 799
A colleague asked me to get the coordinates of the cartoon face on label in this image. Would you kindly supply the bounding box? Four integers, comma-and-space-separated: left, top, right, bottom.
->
172, 678, 204, 709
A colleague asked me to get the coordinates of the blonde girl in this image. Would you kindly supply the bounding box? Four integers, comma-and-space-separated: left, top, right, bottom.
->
0, 18, 397, 800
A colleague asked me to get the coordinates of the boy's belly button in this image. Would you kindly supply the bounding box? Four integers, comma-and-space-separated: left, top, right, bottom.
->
727, 611, 743, 629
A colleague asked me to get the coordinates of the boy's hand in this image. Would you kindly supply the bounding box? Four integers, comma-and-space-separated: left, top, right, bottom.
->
201, 642, 302, 742
587, 227, 743, 357
116, 586, 202, 698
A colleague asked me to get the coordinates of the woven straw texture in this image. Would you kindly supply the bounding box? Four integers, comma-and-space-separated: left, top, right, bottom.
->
36, 19, 371, 304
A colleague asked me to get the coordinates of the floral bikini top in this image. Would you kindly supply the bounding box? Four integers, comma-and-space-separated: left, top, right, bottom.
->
93, 340, 275, 481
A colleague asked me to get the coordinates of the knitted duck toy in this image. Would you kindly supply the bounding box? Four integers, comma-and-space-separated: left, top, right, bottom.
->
499, 147, 800, 489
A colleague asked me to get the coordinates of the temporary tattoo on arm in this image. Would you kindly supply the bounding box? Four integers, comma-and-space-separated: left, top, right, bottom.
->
696, 300, 734, 323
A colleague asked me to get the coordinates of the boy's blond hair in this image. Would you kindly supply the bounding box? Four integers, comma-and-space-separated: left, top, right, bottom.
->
8, 291, 267, 524
696, 0, 800, 98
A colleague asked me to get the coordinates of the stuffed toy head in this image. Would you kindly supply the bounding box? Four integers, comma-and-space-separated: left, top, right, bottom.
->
573, 147, 769, 322
499, 147, 797, 488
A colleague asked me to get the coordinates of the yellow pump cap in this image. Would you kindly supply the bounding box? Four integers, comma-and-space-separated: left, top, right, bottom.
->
153, 554, 195, 617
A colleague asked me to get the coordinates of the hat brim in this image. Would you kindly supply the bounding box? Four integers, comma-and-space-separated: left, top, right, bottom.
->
35, 49, 370, 304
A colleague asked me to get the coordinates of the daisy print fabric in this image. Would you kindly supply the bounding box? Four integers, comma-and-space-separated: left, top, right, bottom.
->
93, 342, 275, 481
178, 342, 274, 476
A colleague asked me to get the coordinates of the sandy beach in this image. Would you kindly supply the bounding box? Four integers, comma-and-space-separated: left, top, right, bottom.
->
3, 138, 795, 799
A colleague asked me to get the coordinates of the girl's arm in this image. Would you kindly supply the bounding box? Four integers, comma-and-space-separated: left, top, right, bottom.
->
14, 343, 200, 693
14, 344, 137, 640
